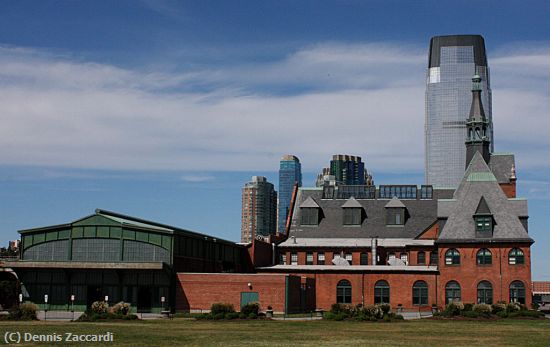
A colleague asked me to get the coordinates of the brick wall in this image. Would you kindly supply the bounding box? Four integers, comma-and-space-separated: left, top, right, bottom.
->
437, 243, 532, 307
176, 273, 294, 313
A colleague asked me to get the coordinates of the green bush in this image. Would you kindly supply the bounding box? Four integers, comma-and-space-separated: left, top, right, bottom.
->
473, 304, 492, 315
377, 303, 391, 314
323, 311, 336, 320
225, 312, 239, 320
248, 312, 258, 319
491, 302, 507, 314
194, 313, 213, 320
463, 303, 474, 312
241, 302, 260, 316
211, 303, 235, 315
238, 312, 247, 319
445, 301, 464, 316
8, 302, 38, 321
330, 303, 352, 315
109, 301, 131, 315
362, 305, 383, 319
506, 302, 521, 313
517, 310, 545, 318
91, 301, 108, 314
213, 313, 225, 320
462, 311, 480, 318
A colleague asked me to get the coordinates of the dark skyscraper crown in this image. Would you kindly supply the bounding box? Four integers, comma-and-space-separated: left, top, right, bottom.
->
429, 35, 487, 68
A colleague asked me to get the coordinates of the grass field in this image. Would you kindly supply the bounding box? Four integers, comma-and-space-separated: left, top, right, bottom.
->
1, 318, 549, 346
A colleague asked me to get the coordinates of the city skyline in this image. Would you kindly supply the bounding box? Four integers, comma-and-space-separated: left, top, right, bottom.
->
1, 1, 550, 280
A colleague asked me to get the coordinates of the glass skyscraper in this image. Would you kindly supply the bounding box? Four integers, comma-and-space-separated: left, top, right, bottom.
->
278, 155, 302, 234
425, 35, 493, 187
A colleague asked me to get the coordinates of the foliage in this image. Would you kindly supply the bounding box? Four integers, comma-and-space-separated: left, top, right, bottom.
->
91, 301, 108, 314
444, 301, 464, 316
496, 311, 508, 318
330, 303, 352, 315
225, 312, 240, 320
211, 303, 235, 315
378, 303, 391, 314
325, 303, 395, 321
8, 302, 38, 321
462, 303, 474, 312
241, 302, 260, 316
0, 280, 18, 310
506, 302, 521, 313
473, 304, 492, 315
462, 311, 480, 318
491, 302, 507, 314
109, 301, 131, 315
248, 312, 258, 319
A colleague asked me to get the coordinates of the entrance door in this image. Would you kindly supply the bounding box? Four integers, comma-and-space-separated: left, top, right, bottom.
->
86, 286, 103, 308
137, 287, 152, 312
240, 292, 259, 309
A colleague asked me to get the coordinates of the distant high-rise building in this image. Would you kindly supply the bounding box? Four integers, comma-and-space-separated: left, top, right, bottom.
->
278, 155, 302, 234
241, 176, 277, 243
425, 35, 493, 188
316, 154, 373, 187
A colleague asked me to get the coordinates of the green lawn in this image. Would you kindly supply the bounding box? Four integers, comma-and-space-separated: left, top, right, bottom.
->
1, 318, 549, 346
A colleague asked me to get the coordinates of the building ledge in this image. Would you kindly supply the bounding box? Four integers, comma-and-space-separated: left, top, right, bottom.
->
3, 261, 165, 270
256, 265, 438, 272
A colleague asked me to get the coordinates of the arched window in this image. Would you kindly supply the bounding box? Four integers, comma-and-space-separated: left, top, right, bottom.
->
476, 248, 492, 265
509, 281, 526, 304
445, 281, 461, 304
412, 281, 428, 306
508, 248, 524, 265
374, 280, 390, 304
477, 281, 493, 304
445, 249, 460, 265
336, 280, 352, 304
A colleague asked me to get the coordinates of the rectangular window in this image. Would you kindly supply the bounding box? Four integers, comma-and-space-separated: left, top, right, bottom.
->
343, 208, 362, 225
400, 253, 408, 264
317, 252, 325, 265
301, 208, 319, 226
395, 213, 401, 224
430, 251, 438, 265
417, 251, 426, 265
306, 252, 313, 265
291, 252, 298, 265
360, 252, 369, 265
280, 253, 286, 265
345, 253, 353, 263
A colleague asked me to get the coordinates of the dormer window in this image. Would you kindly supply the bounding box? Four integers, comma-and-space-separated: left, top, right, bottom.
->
300, 196, 321, 226
341, 197, 364, 226
385, 197, 406, 226
474, 196, 493, 238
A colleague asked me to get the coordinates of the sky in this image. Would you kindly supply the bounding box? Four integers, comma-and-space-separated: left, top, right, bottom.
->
1, 0, 550, 279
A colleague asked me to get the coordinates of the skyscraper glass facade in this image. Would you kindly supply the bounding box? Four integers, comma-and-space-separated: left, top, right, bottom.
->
278, 155, 302, 234
425, 35, 493, 188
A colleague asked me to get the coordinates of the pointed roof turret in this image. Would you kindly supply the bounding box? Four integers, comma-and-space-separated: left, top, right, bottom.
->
468, 74, 486, 123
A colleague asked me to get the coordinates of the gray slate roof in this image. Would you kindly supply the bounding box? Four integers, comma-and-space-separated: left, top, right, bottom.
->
489, 153, 515, 184
289, 189, 438, 239
437, 152, 532, 243
385, 197, 406, 208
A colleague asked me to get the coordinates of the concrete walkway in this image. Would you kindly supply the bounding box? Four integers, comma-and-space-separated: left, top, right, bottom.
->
37, 311, 84, 321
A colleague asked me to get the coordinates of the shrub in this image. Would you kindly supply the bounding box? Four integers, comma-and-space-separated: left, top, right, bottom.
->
463, 303, 474, 312
238, 312, 247, 319
195, 313, 213, 320
506, 302, 521, 313
91, 301, 108, 314
330, 303, 351, 315
225, 312, 240, 320
109, 301, 131, 316
323, 311, 336, 320
491, 302, 507, 314
8, 302, 38, 321
241, 303, 260, 316
213, 313, 225, 320
393, 314, 404, 320
363, 305, 383, 319
518, 310, 544, 318
462, 311, 480, 318
445, 301, 464, 316
473, 304, 492, 316
377, 303, 391, 314
211, 303, 235, 315
248, 312, 258, 319
333, 313, 348, 321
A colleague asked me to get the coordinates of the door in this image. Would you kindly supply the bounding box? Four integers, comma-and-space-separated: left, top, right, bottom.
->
240, 292, 259, 309
137, 287, 152, 312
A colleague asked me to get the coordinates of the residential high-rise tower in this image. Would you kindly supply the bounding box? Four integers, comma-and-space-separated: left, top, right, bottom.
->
425, 35, 493, 187
315, 154, 373, 187
241, 176, 277, 243
278, 155, 302, 234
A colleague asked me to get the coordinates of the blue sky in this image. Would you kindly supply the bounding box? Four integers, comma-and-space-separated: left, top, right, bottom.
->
1, 1, 550, 279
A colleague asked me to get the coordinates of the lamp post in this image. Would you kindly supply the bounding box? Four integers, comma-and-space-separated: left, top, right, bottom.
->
161, 296, 165, 311
44, 294, 48, 321
70, 295, 75, 321
19, 293, 23, 305
104, 296, 109, 307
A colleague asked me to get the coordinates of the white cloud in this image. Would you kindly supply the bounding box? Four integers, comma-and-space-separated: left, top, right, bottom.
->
180, 175, 215, 183
1, 42, 550, 175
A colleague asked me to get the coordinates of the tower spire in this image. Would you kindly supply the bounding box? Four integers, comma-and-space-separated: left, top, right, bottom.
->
465, 75, 491, 169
